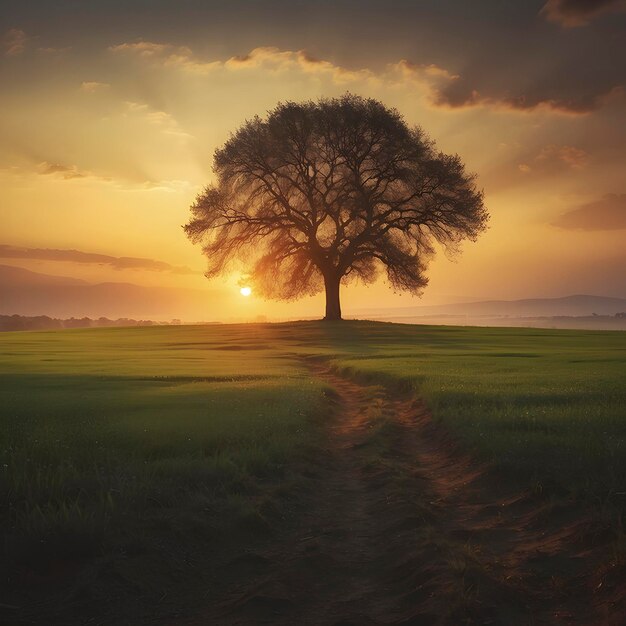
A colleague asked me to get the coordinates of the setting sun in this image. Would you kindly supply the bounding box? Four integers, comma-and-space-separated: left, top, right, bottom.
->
240, 286, 252, 297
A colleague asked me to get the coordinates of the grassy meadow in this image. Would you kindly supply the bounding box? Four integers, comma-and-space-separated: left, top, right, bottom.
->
0, 325, 330, 604
1, 321, 625, 618
309, 323, 626, 500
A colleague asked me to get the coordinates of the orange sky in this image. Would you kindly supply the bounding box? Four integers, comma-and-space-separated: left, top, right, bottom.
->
1, 1, 625, 321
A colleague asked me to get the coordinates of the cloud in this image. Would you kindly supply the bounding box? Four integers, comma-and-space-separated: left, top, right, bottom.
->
390, 59, 459, 81
26, 161, 190, 191
536, 144, 588, 168
552, 194, 626, 230
110, 40, 219, 74
432, 79, 622, 114
518, 144, 589, 174
109, 39, 623, 116
225, 46, 294, 69
123, 101, 192, 138
38, 161, 92, 180
225, 47, 374, 82
540, 0, 626, 27
3, 28, 30, 56
37, 46, 72, 55
80, 81, 110, 93
110, 41, 454, 90
0, 245, 198, 274
111, 41, 375, 82
109, 41, 175, 57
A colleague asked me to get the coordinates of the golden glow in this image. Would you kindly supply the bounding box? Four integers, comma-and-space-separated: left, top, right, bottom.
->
0, 31, 623, 322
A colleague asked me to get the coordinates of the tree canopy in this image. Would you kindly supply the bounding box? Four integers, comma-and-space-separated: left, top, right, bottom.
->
185, 94, 488, 319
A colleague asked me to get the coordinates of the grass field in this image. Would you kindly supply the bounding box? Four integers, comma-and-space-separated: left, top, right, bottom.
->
307, 323, 626, 501
0, 325, 330, 597
1, 321, 625, 620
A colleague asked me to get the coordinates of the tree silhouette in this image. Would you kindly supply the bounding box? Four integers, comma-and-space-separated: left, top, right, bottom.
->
185, 95, 488, 320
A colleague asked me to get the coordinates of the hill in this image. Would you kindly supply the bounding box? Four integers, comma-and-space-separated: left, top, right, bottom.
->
0, 264, 213, 320
361, 294, 626, 318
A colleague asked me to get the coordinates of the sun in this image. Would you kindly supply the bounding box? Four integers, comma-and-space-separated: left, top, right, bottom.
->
239, 286, 252, 297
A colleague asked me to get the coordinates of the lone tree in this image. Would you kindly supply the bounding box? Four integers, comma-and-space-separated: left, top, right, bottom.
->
185, 95, 488, 320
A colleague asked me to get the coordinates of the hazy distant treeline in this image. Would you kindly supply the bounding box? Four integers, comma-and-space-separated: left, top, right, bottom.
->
0, 314, 181, 332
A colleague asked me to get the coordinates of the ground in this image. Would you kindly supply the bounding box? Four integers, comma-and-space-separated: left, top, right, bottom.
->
0, 322, 625, 624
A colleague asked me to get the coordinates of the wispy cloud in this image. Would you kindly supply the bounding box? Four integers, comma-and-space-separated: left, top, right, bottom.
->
552, 194, 626, 230
519, 144, 589, 173
0, 244, 199, 274
80, 81, 110, 93
3, 28, 30, 56
110, 41, 456, 91
123, 101, 192, 139
109, 41, 174, 57
37, 161, 109, 181
111, 42, 372, 80
33, 161, 190, 191
225, 47, 375, 83
38, 161, 93, 180
536, 144, 589, 168
37, 46, 72, 55
109, 40, 219, 73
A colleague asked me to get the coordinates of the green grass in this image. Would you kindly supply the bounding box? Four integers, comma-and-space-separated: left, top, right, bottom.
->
1, 320, 625, 596
0, 325, 330, 579
284, 322, 626, 501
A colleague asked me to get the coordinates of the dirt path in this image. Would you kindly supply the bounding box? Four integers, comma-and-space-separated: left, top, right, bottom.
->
182, 365, 621, 625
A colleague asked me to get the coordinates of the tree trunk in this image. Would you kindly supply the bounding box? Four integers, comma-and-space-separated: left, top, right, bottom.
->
323, 272, 342, 320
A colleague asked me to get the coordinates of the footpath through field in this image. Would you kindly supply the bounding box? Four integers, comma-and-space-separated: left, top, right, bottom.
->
180, 363, 620, 625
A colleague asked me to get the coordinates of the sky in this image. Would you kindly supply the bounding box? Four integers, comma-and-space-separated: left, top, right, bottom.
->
1, 0, 625, 321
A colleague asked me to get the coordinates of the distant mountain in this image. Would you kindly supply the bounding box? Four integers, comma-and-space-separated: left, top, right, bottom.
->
358, 294, 626, 318
0, 264, 88, 287
0, 265, 215, 320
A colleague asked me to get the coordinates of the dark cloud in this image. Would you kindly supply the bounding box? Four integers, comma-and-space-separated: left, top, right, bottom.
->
540, 0, 626, 27
552, 194, 626, 230
432, 75, 622, 114
0, 245, 198, 274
